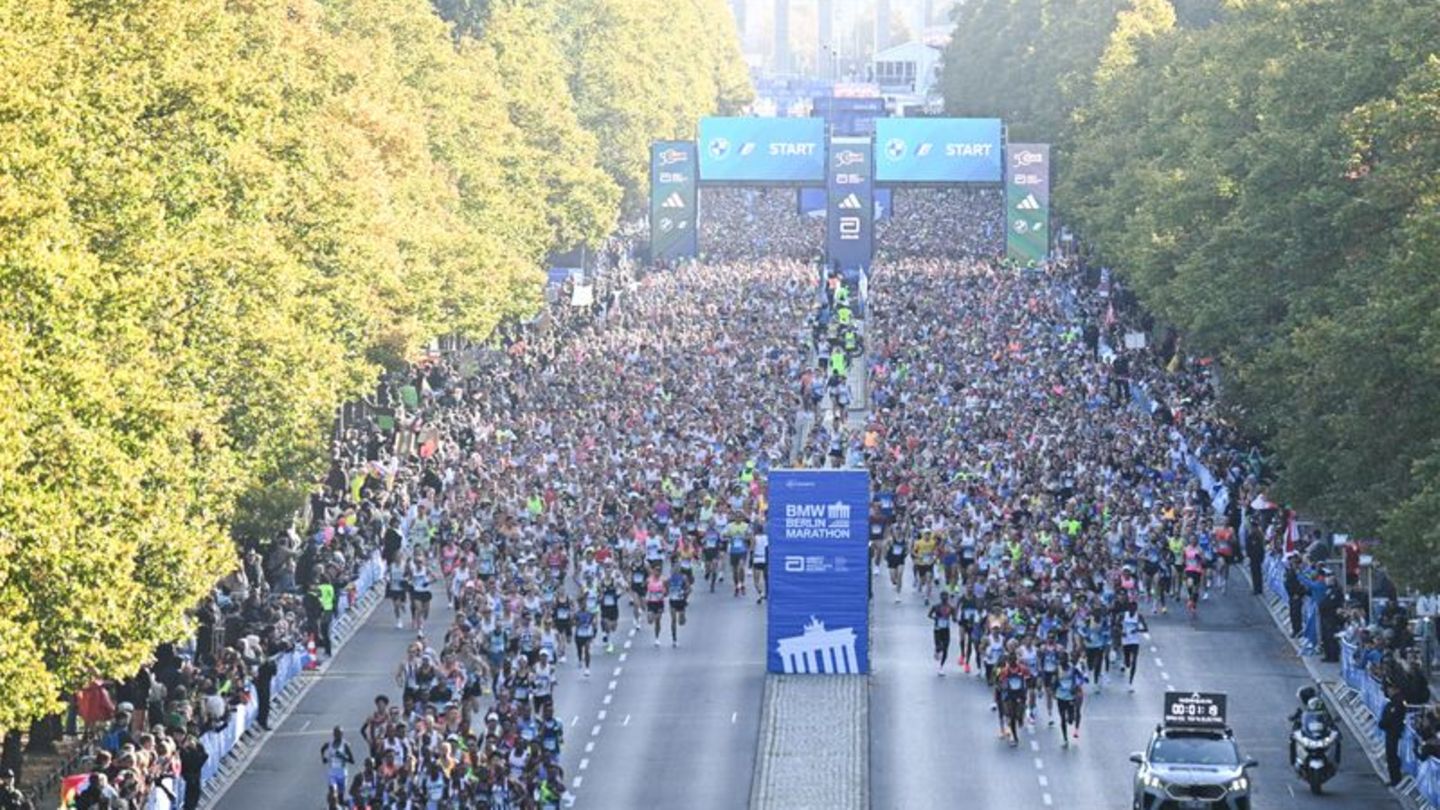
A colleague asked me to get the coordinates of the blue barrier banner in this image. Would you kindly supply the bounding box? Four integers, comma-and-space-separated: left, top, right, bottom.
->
698, 117, 826, 183
826, 137, 873, 273
649, 141, 698, 260
874, 118, 1003, 183
767, 469, 870, 674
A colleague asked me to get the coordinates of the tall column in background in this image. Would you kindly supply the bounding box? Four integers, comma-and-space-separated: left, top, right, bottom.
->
774, 0, 791, 73
875, 0, 891, 52
730, 0, 747, 43
817, 0, 834, 79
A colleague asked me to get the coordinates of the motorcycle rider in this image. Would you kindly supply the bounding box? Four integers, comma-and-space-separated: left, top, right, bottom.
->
1289, 687, 1341, 773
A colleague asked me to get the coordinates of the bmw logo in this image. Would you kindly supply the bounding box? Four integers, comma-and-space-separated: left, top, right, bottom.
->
885, 139, 906, 160
709, 138, 730, 159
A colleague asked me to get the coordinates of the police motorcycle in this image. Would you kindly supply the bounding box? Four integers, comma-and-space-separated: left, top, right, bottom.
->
1289, 685, 1341, 794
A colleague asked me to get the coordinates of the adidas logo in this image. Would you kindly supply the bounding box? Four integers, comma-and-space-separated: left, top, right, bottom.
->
1016, 194, 1041, 211
838, 193, 863, 210
661, 192, 686, 209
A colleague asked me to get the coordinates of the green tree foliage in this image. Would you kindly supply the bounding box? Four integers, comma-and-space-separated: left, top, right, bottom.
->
556, 0, 752, 211
940, 0, 1178, 145
0, 0, 749, 731
1050, 0, 1440, 587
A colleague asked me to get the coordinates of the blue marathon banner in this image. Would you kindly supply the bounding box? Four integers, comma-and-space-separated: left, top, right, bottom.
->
826, 137, 874, 274
698, 117, 826, 183
767, 469, 870, 674
874, 118, 1003, 183
649, 141, 698, 261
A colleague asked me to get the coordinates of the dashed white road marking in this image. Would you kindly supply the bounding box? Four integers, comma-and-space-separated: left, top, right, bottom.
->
1042, 792, 1053, 805
579, 758, 590, 770
573, 776, 583, 789
1154, 657, 1164, 668
585, 741, 595, 753
623, 714, 631, 726
1034, 757, 1044, 770
598, 710, 607, 721
591, 724, 601, 737
603, 693, 613, 705
1038, 775, 1048, 787
571, 715, 579, 727
613, 666, 623, 677
608, 680, 618, 690
731, 711, 738, 724
619, 653, 628, 662
1160, 671, 1171, 682
1030, 740, 1040, 752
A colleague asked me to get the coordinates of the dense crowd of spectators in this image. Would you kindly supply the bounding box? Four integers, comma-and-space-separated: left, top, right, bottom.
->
875, 188, 1004, 259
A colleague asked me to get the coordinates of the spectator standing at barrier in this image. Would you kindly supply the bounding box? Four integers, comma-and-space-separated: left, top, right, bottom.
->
1380, 683, 1408, 786
1285, 556, 1306, 637
254, 654, 277, 731
0, 768, 32, 810
1246, 522, 1265, 595
1319, 573, 1344, 662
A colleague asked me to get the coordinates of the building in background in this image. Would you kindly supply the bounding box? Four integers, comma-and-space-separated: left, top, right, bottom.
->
870, 40, 943, 115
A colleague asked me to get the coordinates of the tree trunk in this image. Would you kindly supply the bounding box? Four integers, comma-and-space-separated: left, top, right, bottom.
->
1, 729, 23, 782
25, 713, 61, 754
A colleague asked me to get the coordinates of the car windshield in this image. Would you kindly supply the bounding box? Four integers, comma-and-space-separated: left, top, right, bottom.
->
1150, 736, 1240, 766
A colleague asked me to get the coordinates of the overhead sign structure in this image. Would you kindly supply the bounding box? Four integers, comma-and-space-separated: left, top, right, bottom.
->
873, 118, 1003, 183
649, 141, 698, 261
1006, 143, 1051, 265
826, 137, 874, 273
698, 117, 827, 184
1163, 691, 1228, 729
767, 469, 871, 675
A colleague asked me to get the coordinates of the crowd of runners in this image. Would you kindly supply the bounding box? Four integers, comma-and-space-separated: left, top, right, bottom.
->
328, 257, 814, 808
861, 256, 1258, 748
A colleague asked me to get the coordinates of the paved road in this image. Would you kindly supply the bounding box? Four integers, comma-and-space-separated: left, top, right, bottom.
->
871, 572, 1398, 810
562, 577, 766, 809
214, 574, 766, 809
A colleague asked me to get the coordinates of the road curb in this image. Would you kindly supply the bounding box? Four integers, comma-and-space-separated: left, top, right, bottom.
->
1242, 566, 1428, 810
196, 579, 387, 810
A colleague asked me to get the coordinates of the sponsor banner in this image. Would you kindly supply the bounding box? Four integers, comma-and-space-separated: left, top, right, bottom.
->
649, 141, 698, 261
874, 118, 1003, 183
826, 137, 874, 273
767, 469, 870, 674
1006, 143, 1050, 264
798, 187, 890, 219
698, 117, 826, 183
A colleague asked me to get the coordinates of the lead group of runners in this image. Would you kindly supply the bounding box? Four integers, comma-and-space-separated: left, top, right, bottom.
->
861, 257, 1243, 749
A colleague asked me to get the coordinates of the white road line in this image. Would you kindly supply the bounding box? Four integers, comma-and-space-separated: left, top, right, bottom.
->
598, 710, 607, 721
585, 741, 595, 753
1030, 740, 1040, 752
731, 711, 738, 724
573, 776, 583, 789
603, 694, 613, 705
624, 639, 633, 650
613, 666, 623, 676
628, 628, 637, 637
623, 714, 631, 726
619, 653, 628, 662
1038, 775, 1048, 787
579, 758, 590, 771
1160, 671, 1171, 681
571, 715, 579, 727
1154, 658, 1164, 667
591, 724, 602, 737
1149, 645, 1158, 653
1042, 793, 1053, 806
608, 680, 618, 690
1034, 757, 1044, 770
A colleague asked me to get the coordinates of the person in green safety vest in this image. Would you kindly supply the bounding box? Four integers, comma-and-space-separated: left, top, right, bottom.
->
830, 347, 848, 378
739, 459, 756, 484
310, 577, 336, 656
835, 283, 850, 307
837, 303, 853, 326
843, 328, 861, 358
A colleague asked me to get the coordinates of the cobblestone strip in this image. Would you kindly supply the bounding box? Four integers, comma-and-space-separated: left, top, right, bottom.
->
750, 674, 868, 810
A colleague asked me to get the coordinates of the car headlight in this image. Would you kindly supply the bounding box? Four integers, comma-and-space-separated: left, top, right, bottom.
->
1141, 773, 1165, 789
1226, 776, 1249, 792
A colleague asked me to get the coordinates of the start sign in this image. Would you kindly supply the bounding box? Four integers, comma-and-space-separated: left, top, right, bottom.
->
1164, 692, 1228, 729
